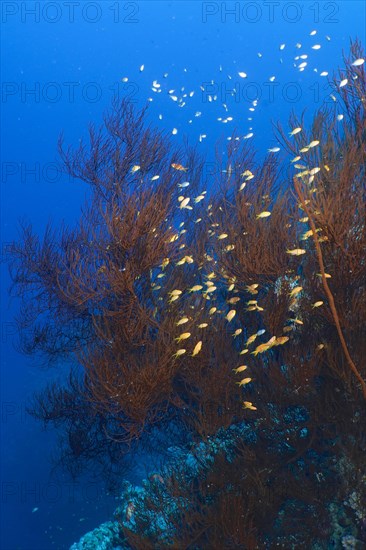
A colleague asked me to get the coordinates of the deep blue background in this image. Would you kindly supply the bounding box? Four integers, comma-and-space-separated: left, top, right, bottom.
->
1, 1, 365, 548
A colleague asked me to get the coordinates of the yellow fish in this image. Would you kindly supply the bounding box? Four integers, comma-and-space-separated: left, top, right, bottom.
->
205, 286, 217, 293
246, 334, 257, 346
131, 165, 141, 173
189, 285, 203, 292
317, 273, 331, 278
252, 343, 272, 356
232, 328, 242, 337
274, 336, 289, 345
286, 248, 306, 256
246, 284, 259, 294
180, 197, 190, 209
192, 341, 202, 357
289, 286, 303, 297
242, 401, 257, 410
233, 365, 248, 373
176, 258, 187, 266
170, 289, 182, 296
225, 310, 236, 322
312, 301, 324, 308
175, 332, 191, 342
301, 230, 314, 240
237, 377, 252, 386
197, 323, 208, 328
256, 211, 271, 219
176, 317, 189, 326
309, 167, 321, 175
194, 195, 205, 203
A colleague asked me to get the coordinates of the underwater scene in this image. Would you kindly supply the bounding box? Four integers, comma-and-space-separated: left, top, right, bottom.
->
1, 1, 366, 549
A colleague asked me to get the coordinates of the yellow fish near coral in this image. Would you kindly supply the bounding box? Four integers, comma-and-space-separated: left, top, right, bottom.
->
243, 401, 257, 410
191, 341, 202, 357
175, 332, 191, 342
246, 334, 258, 346
170, 289, 182, 296
287, 248, 306, 256
225, 310, 236, 322
237, 377, 252, 386
289, 286, 303, 297
233, 365, 248, 373
246, 284, 259, 294
180, 197, 190, 209
256, 211, 271, 219
189, 285, 203, 292
273, 336, 289, 345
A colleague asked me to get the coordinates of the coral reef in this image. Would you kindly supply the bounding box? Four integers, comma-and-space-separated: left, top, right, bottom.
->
8, 41, 366, 549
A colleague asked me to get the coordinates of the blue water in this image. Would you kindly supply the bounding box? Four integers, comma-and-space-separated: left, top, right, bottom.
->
1, 2, 365, 549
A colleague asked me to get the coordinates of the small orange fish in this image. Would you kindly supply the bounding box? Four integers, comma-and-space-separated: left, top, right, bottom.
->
242, 401, 257, 410
237, 377, 252, 386
274, 336, 289, 346
171, 163, 188, 171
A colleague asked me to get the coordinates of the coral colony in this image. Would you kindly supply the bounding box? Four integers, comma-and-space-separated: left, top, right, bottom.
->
10, 41, 366, 548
